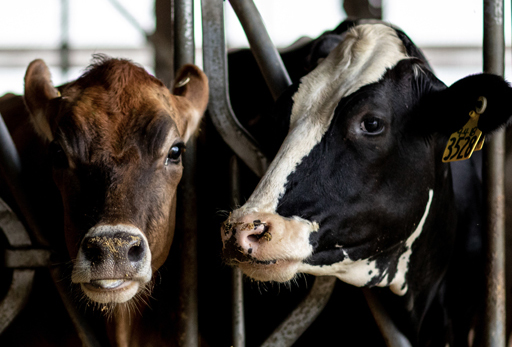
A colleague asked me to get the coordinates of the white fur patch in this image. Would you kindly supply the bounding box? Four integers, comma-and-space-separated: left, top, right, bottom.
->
298, 190, 434, 296
242, 24, 408, 214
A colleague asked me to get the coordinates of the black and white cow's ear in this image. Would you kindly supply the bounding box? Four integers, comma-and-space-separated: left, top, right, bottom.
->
172, 64, 209, 142
24, 59, 61, 141
423, 73, 512, 136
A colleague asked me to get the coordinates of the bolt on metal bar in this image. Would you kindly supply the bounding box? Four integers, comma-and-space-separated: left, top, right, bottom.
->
174, 1, 199, 347
230, 156, 246, 347
481, 0, 506, 345
201, 0, 268, 178
228, 0, 292, 101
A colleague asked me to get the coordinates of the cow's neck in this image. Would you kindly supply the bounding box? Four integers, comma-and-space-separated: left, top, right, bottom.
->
377, 161, 457, 345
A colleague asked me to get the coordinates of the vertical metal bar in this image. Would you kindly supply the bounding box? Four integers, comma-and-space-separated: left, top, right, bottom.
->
201, 0, 268, 177
230, 156, 245, 347
482, 0, 506, 345
174, 1, 198, 346
60, 0, 69, 81
228, 0, 291, 101
174, 0, 195, 69
154, 0, 174, 87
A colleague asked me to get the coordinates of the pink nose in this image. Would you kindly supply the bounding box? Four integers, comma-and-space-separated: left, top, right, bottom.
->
235, 220, 271, 255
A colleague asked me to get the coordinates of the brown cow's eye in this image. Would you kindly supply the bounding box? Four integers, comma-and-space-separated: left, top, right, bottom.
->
360, 117, 384, 135
48, 141, 68, 168
165, 143, 185, 166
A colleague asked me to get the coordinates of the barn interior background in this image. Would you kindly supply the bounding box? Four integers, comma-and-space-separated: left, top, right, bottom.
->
1, 0, 512, 346
0, 0, 511, 95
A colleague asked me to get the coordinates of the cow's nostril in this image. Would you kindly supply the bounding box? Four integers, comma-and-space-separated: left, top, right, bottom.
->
128, 244, 144, 262
247, 234, 259, 243
83, 242, 103, 263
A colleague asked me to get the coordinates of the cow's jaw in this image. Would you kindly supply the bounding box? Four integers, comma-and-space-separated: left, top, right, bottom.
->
71, 224, 152, 304
299, 190, 434, 295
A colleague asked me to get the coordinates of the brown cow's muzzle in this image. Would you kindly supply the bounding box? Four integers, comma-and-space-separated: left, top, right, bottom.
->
221, 210, 317, 282
72, 224, 152, 304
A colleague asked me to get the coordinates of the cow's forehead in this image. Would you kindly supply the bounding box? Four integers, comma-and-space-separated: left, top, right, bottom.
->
243, 24, 408, 213
55, 85, 180, 164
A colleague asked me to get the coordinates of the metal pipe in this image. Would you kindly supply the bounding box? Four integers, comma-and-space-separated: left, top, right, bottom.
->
228, 0, 292, 101
481, 0, 506, 345
174, 0, 195, 70
174, 1, 199, 346
0, 198, 34, 335
201, 0, 268, 177
229, 156, 245, 347
261, 276, 336, 346
362, 289, 412, 347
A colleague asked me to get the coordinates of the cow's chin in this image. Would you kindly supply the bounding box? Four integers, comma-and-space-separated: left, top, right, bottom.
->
238, 259, 301, 283
80, 279, 142, 304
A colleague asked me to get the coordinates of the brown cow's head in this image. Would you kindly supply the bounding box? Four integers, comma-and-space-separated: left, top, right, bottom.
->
24, 56, 208, 305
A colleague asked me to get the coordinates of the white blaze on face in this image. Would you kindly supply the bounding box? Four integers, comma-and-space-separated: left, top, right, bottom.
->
241, 24, 408, 215
298, 190, 434, 296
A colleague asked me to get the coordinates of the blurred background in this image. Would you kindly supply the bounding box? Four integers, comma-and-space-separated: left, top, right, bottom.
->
0, 0, 510, 96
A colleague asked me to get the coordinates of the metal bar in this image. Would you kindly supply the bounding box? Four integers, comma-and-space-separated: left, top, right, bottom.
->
201, 0, 268, 177
154, 0, 174, 87
0, 198, 34, 335
228, 0, 291, 101
362, 289, 412, 347
261, 276, 336, 346
60, 0, 69, 80
174, 1, 198, 346
481, 0, 506, 345
229, 156, 245, 347
174, 0, 195, 70
4, 249, 52, 268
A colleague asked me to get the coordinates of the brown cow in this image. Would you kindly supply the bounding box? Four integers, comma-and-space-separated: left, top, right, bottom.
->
0, 56, 208, 346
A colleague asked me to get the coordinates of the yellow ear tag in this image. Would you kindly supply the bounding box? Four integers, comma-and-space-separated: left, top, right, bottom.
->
442, 110, 483, 163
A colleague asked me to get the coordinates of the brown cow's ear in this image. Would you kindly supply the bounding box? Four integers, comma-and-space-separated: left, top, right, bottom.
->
172, 64, 209, 142
24, 59, 60, 141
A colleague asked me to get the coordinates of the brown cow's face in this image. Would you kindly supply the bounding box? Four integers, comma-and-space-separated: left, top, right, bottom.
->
24, 57, 208, 305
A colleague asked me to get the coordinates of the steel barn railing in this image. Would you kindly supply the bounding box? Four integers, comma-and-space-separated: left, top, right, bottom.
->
0, 0, 508, 346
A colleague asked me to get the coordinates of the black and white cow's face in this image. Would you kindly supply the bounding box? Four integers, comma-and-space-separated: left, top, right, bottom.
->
221, 23, 512, 295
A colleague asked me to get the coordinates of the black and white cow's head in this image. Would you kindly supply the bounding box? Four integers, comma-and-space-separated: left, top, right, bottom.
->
221, 24, 512, 298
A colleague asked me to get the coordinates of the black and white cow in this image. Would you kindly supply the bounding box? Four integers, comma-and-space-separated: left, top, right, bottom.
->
221, 22, 512, 345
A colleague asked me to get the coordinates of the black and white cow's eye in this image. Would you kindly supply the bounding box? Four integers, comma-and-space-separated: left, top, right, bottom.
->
165, 143, 186, 166
48, 141, 68, 168
360, 117, 384, 135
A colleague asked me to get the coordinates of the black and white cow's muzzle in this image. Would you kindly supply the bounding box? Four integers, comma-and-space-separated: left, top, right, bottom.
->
221, 210, 317, 283
71, 224, 152, 304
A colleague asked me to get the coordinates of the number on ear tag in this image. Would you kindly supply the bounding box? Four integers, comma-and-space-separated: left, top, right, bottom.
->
442, 111, 483, 163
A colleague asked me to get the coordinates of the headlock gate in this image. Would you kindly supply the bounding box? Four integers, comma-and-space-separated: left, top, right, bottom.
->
0, 0, 508, 346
